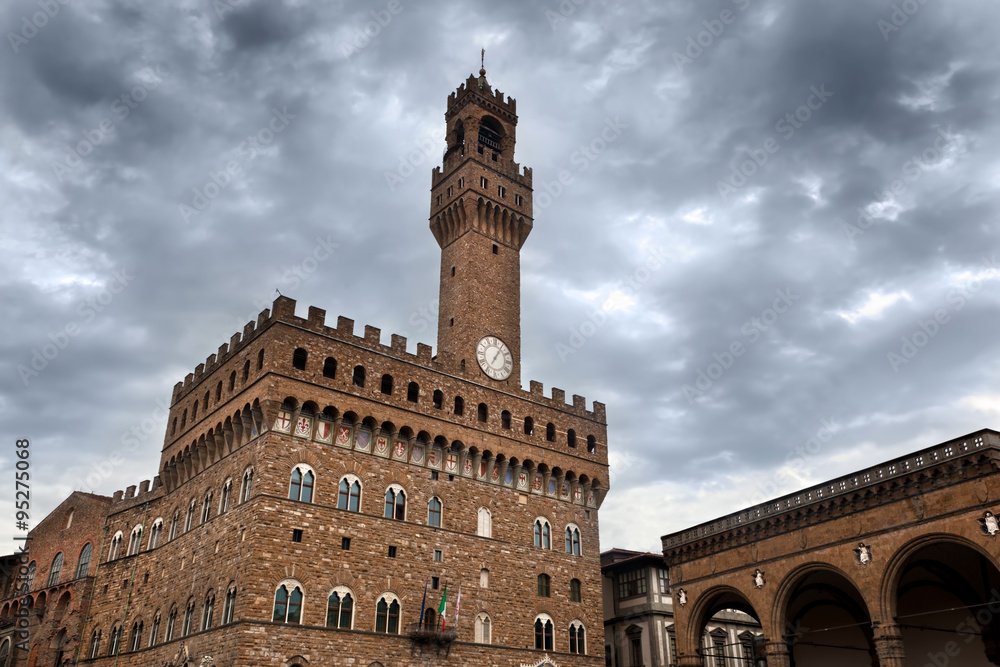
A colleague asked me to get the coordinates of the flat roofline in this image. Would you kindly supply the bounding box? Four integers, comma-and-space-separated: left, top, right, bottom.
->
661, 428, 1000, 550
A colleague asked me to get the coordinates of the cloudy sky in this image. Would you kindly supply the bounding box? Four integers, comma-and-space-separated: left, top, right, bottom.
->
2, 0, 998, 554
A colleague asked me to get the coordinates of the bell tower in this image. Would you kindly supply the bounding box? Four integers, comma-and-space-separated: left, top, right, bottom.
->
430, 62, 533, 387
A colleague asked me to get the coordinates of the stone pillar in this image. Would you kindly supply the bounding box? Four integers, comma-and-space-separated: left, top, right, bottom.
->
873, 622, 906, 667
765, 641, 792, 667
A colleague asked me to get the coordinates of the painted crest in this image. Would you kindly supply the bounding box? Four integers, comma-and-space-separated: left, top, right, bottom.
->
463, 458, 473, 476
445, 453, 458, 473
315, 421, 333, 444
517, 472, 528, 490
273, 411, 292, 433
410, 444, 424, 465
355, 430, 371, 452
478, 461, 487, 479
532, 475, 543, 493
374, 435, 389, 457
392, 439, 407, 460
491, 466, 500, 483
293, 416, 312, 438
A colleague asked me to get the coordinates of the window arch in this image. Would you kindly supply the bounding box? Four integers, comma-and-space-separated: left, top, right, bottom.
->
257, 348, 265, 370
323, 357, 337, 378
569, 620, 586, 654
185, 498, 196, 532
203, 389, 210, 410
326, 586, 354, 629
587, 435, 597, 453
432, 390, 443, 409
292, 348, 307, 370
127, 525, 143, 556
228, 371, 236, 391
352, 365, 366, 387
192, 400, 198, 421
169, 509, 179, 541
454, 396, 464, 415
89, 629, 101, 658
570, 578, 582, 602
273, 581, 303, 624
109, 625, 122, 655
475, 612, 492, 644
200, 491, 213, 523
533, 518, 551, 549
374, 593, 400, 633
380, 374, 393, 395
165, 606, 177, 642
180, 409, 187, 429
567, 428, 577, 448
524, 416, 534, 435
223, 583, 237, 624
534, 614, 554, 651
427, 497, 442, 528
477, 507, 492, 538
546, 422, 556, 442
242, 359, 250, 383
108, 532, 123, 560
215, 381, 222, 401
75, 543, 92, 579
537, 573, 551, 597
384, 485, 406, 520
288, 465, 316, 503
501, 410, 511, 429
565, 524, 582, 556
219, 479, 233, 514
240, 467, 254, 503
149, 611, 160, 647
129, 620, 143, 651
46, 553, 63, 587
201, 590, 215, 631
182, 597, 196, 636
477, 402, 488, 422
407, 381, 419, 402
338, 475, 362, 512
171, 417, 177, 436
148, 519, 163, 550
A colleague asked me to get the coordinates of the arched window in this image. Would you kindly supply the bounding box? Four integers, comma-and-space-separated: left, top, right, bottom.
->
427, 497, 442, 527
477, 403, 488, 422
569, 620, 586, 654
537, 573, 551, 597
380, 374, 394, 395
587, 435, 597, 453
228, 371, 236, 391
323, 357, 337, 378
215, 381, 222, 401
338, 475, 362, 512
171, 417, 177, 436
89, 629, 101, 658
181, 409, 187, 429
240, 467, 254, 503
75, 543, 92, 578
501, 410, 511, 429
524, 416, 534, 435
454, 396, 464, 416
326, 587, 354, 629
407, 381, 419, 402
182, 598, 195, 636
66, 510, 74, 529
109, 532, 123, 560
534, 519, 551, 549
546, 422, 556, 442
203, 389, 210, 410
201, 590, 215, 631
242, 359, 250, 383
477, 507, 492, 538
127, 525, 143, 556
148, 519, 163, 550
192, 400, 198, 421
130, 620, 143, 651
109, 625, 122, 655
149, 611, 160, 647
220, 479, 232, 514
534, 614, 554, 651
288, 465, 315, 503
165, 606, 177, 642
475, 612, 492, 644
432, 390, 443, 409
480, 568, 489, 588
257, 348, 265, 370
46, 553, 63, 587
292, 348, 308, 370
24, 561, 35, 590
273, 581, 303, 624
223, 584, 237, 624
384, 485, 406, 520
565, 525, 582, 556
374, 594, 400, 634
169, 510, 179, 541
200, 492, 213, 523
570, 578, 582, 602
185, 499, 196, 532
567, 428, 577, 448
352, 365, 366, 387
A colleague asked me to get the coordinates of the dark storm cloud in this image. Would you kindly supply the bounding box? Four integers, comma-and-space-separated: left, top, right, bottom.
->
2, 0, 998, 552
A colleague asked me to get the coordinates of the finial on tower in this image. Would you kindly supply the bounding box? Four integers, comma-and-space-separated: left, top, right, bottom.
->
480, 48, 486, 76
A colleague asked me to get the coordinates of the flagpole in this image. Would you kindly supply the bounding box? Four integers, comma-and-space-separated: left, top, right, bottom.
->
418, 579, 428, 628
454, 585, 462, 631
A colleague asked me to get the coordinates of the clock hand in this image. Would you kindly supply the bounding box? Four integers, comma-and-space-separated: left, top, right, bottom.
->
491, 350, 500, 365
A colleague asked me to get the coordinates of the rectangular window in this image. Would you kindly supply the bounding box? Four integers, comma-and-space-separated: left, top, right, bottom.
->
430, 471, 439, 480
458, 177, 464, 188
292, 529, 302, 543
658, 568, 670, 594
341, 537, 350, 550
388, 546, 397, 558
447, 186, 453, 197
515, 194, 523, 206
629, 637, 642, 666
480, 176, 488, 188
434, 549, 442, 562
431, 576, 439, 590
617, 569, 647, 599
498, 185, 506, 198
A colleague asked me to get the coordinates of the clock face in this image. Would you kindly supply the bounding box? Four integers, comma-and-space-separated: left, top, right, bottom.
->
476, 335, 513, 380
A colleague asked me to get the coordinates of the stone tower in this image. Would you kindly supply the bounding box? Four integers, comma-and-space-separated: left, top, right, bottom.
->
430, 65, 534, 387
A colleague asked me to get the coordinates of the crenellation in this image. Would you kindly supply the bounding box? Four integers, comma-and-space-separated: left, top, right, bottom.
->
112, 490, 123, 502
272, 295, 297, 319
364, 324, 380, 345
417, 342, 432, 361
390, 333, 407, 353
229, 331, 242, 349
206, 353, 216, 369
593, 401, 606, 423
243, 319, 256, 339
184, 372, 194, 388
551, 387, 566, 405
530, 380, 543, 396
124, 485, 136, 499
573, 394, 586, 411
336, 315, 354, 336
138, 480, 150, 494
257, 307, 271, 327
218, 342, 229, 359
307, 305, 326, 325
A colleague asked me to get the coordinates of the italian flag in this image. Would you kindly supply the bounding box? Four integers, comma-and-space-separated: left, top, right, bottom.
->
438, 585, 448, 630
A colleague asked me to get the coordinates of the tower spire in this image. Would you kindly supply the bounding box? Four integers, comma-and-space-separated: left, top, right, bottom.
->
480, 48, 486, 76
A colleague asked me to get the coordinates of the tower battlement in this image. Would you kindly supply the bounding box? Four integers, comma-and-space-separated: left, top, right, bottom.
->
447, 74, 517, 121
